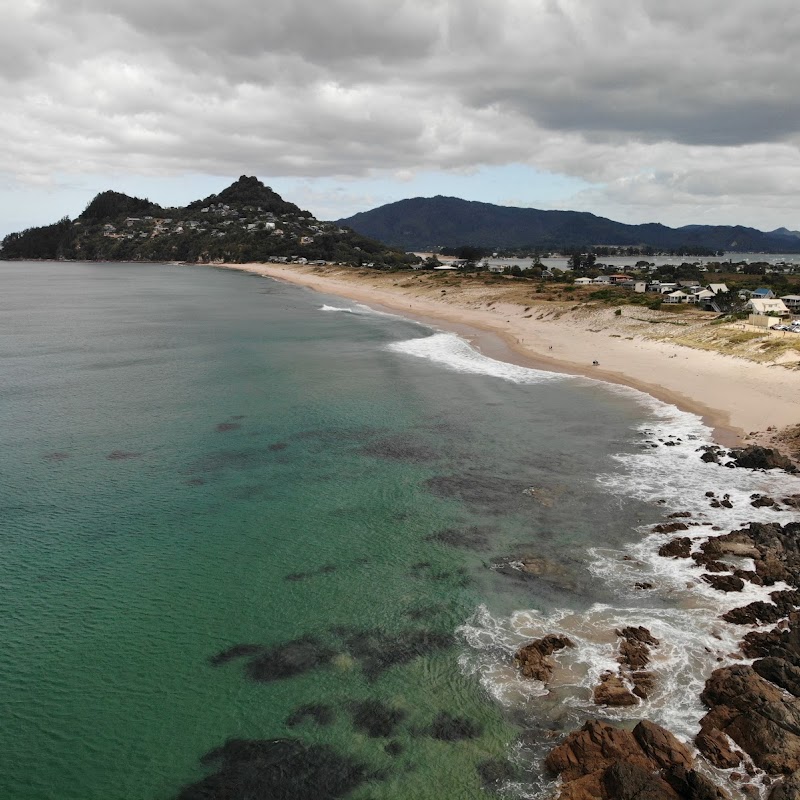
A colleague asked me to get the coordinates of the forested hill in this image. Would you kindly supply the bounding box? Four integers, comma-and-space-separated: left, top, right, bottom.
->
0, 176, 415, 267
338, 196, 800, 253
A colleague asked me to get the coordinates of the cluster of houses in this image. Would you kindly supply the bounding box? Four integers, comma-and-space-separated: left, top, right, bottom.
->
572, 275, 732, 306
96, 205, 348, 245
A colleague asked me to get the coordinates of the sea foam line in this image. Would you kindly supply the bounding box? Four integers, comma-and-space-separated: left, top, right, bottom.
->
386, 329, 800, 794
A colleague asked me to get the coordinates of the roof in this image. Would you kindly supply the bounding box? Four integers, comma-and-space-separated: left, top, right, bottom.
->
707, 283, 729, 293
780, 295, 800, 301
752, 288, 774, 296
748, 298, 789, 314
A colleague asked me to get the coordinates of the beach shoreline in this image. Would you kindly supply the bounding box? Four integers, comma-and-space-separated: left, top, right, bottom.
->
216, 262, 800, 449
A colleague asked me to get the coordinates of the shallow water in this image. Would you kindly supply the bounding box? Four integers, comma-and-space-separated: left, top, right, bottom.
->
1, 261, 797, 799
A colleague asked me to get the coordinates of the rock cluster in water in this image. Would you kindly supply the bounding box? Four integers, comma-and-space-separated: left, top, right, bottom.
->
545, 719, 727, 800
532, 443, 800, 799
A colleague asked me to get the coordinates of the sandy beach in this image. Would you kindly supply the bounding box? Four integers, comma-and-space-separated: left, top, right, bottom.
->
218, 262, 800, 448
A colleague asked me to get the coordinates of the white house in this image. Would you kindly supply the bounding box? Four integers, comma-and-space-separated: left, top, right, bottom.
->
693, 289, 716, 302
574, 277, 593, 285
665, 290, 690, 303
746, 298, 790, 316
706, 283, 729, 295
780, 295, 800, 310
592, 275, 612, 284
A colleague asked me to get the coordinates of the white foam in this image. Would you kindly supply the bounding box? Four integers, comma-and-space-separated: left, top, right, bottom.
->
320, 304, 354, 313
388, 332, 572, 384
385, 328, 799, 797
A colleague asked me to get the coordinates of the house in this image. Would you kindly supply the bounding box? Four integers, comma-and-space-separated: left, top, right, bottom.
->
678, 280, 701, 288
706, 283, 729, 295
746, 298, 790, 316
665, 290, 690, 303
608, 274, 629, 284
658, 283, 679, 294
692, 289, 716, 304
592, 275, 612, 284
780, 295, 800, 310
633, 282, 647, 293
574, 277, 593, 285
751, 288, 776, 299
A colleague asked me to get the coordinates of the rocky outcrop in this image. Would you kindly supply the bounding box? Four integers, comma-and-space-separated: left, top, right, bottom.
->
654, 521, 690, 534
698, 444, 797, 473
546, 720, 728, 800
728, 446, 797, 473
591, 627, 660, 706
695, 728, 743, 769
768, 770, 800, 799
698, 664, 800, 775
593, 672, 638, 706
660, 537, 693, 559
702, 574, 745, 592
513, 634, 574, 682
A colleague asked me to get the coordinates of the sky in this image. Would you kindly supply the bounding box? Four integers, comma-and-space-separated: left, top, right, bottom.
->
2, 0, 799, 237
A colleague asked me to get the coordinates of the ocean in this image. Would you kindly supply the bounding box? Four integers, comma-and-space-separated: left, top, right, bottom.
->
2, 261, 799, 800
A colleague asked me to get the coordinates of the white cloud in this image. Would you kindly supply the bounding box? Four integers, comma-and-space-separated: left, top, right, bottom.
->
2, 0, 800, 228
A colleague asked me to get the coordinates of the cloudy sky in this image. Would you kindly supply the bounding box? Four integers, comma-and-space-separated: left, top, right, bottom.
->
2, 0, 799, 236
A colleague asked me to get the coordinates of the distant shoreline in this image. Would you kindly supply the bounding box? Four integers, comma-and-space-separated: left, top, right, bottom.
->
214, 262, 800, 450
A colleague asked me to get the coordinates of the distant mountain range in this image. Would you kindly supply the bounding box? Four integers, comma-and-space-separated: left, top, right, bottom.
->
1, 177, 413, 267
338, 196, 800, 253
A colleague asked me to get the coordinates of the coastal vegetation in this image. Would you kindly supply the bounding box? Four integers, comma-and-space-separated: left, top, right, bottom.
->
0, 176, 417, 269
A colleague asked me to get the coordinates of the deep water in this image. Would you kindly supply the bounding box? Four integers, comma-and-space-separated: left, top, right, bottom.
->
4, 262, 790, 800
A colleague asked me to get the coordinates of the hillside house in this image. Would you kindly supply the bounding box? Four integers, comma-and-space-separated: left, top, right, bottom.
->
573, 277, 592, 285
706, 283, 729, 295
608, 274, 629, 284
751, 288, 776, 299
780, 295, 800, 310
592, 275, 612, 284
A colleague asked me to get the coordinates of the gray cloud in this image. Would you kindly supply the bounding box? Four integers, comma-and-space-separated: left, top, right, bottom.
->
2, 0, 800, 226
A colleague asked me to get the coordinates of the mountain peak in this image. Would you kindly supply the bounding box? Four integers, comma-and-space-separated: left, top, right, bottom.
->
79, 190, 159, 221
187, 175, 311, 217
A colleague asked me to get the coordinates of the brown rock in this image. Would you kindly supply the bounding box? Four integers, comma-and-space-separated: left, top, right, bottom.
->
547, 719, 729, 800
619, 626, 660, 646
602, 760, 680, 800
696, 727, 743, 769
768, 770, 800, 799
729, 446, 797, 473
631, 671, 656, 699
700, 664, 800, 775
593, 671, 638, 707
702, 574, 745, 592
663, 766, 731, 799
632, 719, 693, 772
722, 601, 783, 626
544, 720, 652, 782
514, 634, 574, 682
753, 657, 800, 697
654, 521, 690, 534
752, 494, 778, 508
692, 552, 730, 572
659, 537, 693, 559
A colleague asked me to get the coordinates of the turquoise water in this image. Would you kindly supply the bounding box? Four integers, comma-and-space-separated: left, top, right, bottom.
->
0, 262, 666, 799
